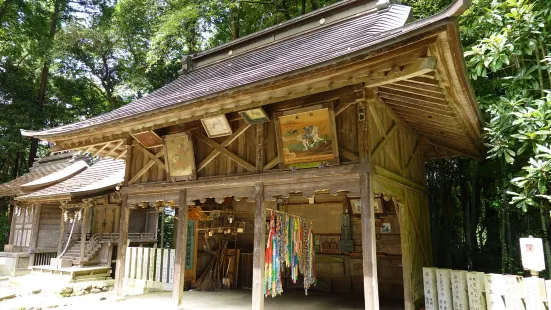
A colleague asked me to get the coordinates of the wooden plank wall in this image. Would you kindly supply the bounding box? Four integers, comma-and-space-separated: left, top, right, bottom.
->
368, 97, 425, 185
127, 90, 366, 184
36, 204, 61, 251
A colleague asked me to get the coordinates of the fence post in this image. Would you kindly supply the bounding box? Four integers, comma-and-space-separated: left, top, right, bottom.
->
451, 270, 469, 310
504, 275, 523, 310
524, 277, 546, 310
484, 274, 505, 310
423, 267, 438, 310
467, 272, 486, 310
436, 269, 453, 310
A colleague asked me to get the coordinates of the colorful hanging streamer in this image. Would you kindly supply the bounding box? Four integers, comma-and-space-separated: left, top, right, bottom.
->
264, 211, 316, 297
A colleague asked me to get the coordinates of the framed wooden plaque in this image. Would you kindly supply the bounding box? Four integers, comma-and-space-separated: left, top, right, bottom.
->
164, 132, 196, 181
274, 102, 339, 170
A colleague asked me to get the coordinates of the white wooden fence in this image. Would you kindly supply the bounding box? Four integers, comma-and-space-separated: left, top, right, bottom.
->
423, 267, 549, 310
124, 247, 175, 294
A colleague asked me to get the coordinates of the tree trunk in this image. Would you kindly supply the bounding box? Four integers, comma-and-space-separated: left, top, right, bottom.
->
301, 0, 306, 14
230, 4, 240, 40
461, 172, 472, 270
280, 0, 291, 20
28, 0, 64, 168
12, 152, 20, 178
309, 0, 317, 10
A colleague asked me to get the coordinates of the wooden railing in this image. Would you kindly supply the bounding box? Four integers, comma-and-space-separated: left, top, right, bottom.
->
123, 247, 175, 292
423, 267, 549, 310
34, 252, 57, 266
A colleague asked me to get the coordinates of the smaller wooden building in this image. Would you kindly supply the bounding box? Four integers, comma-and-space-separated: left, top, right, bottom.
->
0, 154, 155, 280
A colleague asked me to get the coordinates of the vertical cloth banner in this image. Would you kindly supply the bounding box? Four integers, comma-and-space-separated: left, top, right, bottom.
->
186, 220, 195, 270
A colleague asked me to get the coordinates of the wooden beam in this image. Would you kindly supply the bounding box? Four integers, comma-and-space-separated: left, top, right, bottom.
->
382, 97, 455, 117
128, 149, 165, 185
134, 143, 167, 172
369, 105, 403, 175
252, 182, 265, 310
117, 149, 128, 160
335, 100, 355, 117
114, 194, 130, 299
377, 89, 449, 108
93, 141, 113, 157
361, 57, 436, 88
357, 90, 379, 310
405, 144, 420, 171
105, 140, 125, 158
194, 131, 256, 172
380, 84, 446, 100
173, 189, 188, 307
393, 80, 442, 94
372, 94, 419, 142
370, 123, 397, 159
339, 147, 360, 162
426, 139, 481, 159
263, 157, 279, 171
197, 123, 252, 172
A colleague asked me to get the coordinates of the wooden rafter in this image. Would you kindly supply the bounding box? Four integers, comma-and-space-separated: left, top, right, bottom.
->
334, 100, 355, 117
194, 131, 256, 172
196, 123, 252, 172
93, 141, 113, 157
105, 140, 125, 158
263, 157, 279, 171
339, 147, 359, 162
360, 57, 436, 88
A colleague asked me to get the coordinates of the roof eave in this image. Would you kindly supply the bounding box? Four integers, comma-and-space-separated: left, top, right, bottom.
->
25, 0, 476, 143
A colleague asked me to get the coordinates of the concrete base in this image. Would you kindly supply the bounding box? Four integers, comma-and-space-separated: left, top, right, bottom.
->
0, 252, 31, 277
50, 258, 73, 268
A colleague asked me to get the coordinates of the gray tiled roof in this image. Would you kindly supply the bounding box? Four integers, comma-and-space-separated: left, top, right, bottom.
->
0, 152, 84, 197
23, 4, 411, 138
16, 159, 125, 201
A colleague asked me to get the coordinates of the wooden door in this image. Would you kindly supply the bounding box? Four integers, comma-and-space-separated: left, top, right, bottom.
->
93, 206, 117, 234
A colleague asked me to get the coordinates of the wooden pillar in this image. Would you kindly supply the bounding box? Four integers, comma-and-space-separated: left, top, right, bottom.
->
358, 90, 379, 310
252, 182, 265, 310
57, 209, 66, 255
173, 189, 188, 307
79, 205, 90, 267
114, 194, 130, 298
7, 203, 14, 244
8, 203, 16, 245
29, 203, 42, 266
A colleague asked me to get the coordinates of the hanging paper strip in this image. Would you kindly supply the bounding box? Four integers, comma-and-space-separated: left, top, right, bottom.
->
263, 211, 317, 298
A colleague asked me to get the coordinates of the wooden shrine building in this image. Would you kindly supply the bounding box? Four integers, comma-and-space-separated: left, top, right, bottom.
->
17, 0, 482, 309
0, 153, 157, 280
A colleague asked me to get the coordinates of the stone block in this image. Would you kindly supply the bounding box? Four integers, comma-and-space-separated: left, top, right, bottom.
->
50, 258, 72, 268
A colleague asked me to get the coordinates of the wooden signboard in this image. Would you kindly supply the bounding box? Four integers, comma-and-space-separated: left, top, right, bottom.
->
162, 248, 169, 283
136, 248, 143, 279
131, 131, 163, 148
504, 275, 523, 310
466, 271, 486, 310
524, 277, 546, 310
169, 249, 175, 284
436, 269, 453, 310
148, 248, 155, 281
164, 132, 196, 181
239, 107, 269, 124
155, 249, 162, 282
484, 274, 505, 310
423, 267, 438, 310
451, 270, 469, 310
201, 115, 232, 138
274, 103, 339, 170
